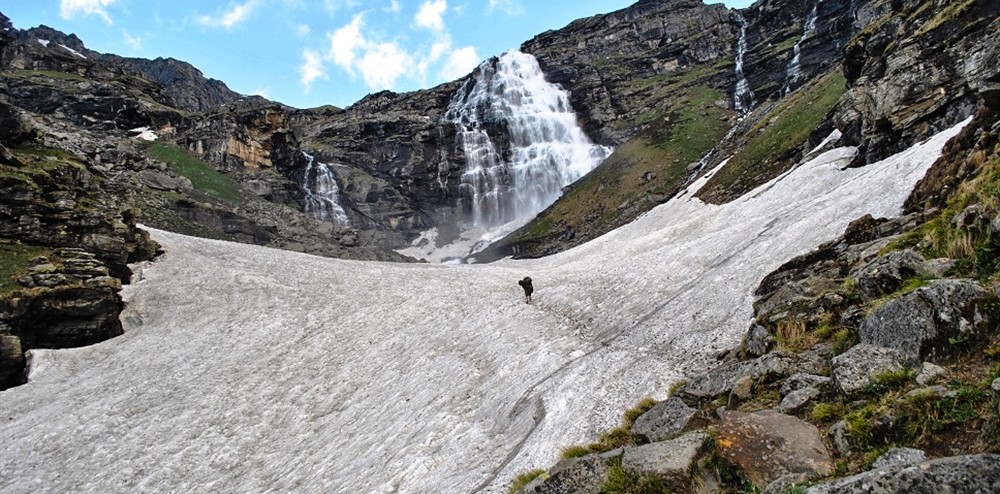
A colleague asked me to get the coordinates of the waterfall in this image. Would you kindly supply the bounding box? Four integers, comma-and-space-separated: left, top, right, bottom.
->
301, 152, 350, 226
783, 4, 819, 95
733, 13, 755, 114
446, 49, 612, 229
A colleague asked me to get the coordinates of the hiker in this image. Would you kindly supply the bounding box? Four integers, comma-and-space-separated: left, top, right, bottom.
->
518, 276, 533, 304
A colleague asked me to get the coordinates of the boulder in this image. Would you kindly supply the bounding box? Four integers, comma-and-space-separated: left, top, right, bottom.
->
859, 279, 997, 364
744, 323, 773, 358
677, 352, 801, 403
520, 455, 608, 494
870, 448, 926, 471
621, 431, 708, 489
778, 387, 820, 414
0, 334, 25, 388
632, 397, 696, 443
914, 362, 945, 386
716, 410, 833, 486
830, 344, 905, 396
853, 249, 928, 301
780, 373, 830, 397
805, 454, 1000, 494
829, 420, 853, 457
728, 376, 754, 409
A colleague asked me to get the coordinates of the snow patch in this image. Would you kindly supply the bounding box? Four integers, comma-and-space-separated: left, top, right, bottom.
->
0, 118, 972, 494
129, 126, 158, 141
58, 44, 87, 59
36, 39, 50, 47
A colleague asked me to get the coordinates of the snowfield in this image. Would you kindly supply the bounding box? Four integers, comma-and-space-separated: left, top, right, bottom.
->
0, 119, 969, 494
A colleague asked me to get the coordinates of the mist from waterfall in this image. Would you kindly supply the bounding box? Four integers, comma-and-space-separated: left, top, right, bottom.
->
301, 152, 350, 226
733, 13, 755, 114
447, 50, 612, 229
783, 4, 819, 95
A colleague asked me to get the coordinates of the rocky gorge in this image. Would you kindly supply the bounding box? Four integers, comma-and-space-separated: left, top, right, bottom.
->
1, 0, 1000, 492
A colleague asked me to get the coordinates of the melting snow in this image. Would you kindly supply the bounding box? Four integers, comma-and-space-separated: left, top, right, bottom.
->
129, 127, 158, 141
0, 118, 971, 493
58, 44, 88, 59
36, 39, 50, 47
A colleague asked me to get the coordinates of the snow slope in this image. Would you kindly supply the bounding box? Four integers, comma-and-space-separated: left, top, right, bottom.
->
0, 119, 969, 493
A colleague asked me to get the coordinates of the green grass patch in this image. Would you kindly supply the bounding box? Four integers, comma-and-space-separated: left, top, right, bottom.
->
559, 397, 661, 460
915, 0, 977, 36
0, 242, 51, 296
698, 68, 847, 203
865, 369, 915, 395
4, 69, 88, 82
144, 142, 243, 205
811, 401, 849, 423
601, 456, 670, 494
506, 469, 546, 494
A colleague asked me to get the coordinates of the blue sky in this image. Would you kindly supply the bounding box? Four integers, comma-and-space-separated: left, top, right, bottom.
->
3, 1, 754, 109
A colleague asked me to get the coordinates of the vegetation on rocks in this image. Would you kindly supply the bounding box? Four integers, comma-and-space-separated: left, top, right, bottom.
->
144, 142, 244, 206
0, 242, 49, 295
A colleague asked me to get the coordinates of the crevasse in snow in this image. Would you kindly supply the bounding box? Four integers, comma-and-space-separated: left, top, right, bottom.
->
447, 50, 612, 229
301, 152, 350, 226
0, 119, 971, 494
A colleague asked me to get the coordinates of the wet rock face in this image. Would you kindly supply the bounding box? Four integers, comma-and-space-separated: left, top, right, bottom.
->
836, 0, 1000, 165
521, 0, 736, 145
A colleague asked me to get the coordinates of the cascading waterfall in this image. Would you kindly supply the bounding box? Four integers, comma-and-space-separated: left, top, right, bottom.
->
301, 152, 350, 226
782, 4, 819, 95
733, 13, 755, 114
447, 49, 612, 229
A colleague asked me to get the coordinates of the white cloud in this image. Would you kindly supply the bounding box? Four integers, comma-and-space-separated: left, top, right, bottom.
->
328, 14, 366, 74
385, 0, 402, 13
60, 0, 116, 25
415, 0, 447, 32
296, 24, 311, 36
122, 30, 141, 51
440, 46, 479, 80
299, 49, 327, 91
323, 0, 360, 16
488, 0, 523, 16
417, 34, 452, 81
252, 87, 270, 98
196, 0, 260, 29
357, 42, 411, 89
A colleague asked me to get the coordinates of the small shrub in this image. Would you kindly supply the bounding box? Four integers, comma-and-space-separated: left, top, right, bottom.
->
775, 318, 819, 352
830, 328, 854, 354
668, 380, 688, 397
811, 401, 848, 423
507, 469, 546, 494
865, 369, 915, 395
560, 445, 593, 460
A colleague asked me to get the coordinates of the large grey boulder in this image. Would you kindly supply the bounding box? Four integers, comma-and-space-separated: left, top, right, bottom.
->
870, 448, 926, 471
632, 397, 696, 443
716, 410, 833, 486
859, 279, 997, 364
519, 455, 608, 494
621, 431, 708, 489
781, 373, 830, 396
830, 344, 905, 396
805, 454, 1000, 493
677, 352, 801, 402
744, 323, 773, 358
778, 387, 820, 414
853, 249, 928, 301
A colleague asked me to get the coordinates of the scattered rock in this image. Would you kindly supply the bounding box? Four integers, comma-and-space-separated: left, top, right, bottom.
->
915, 362, 946, 386
870, 448, 927, 471
778, 387, 820, 414
859, 279, 997, 365
520, 454, 609, 494
632, 397, 696, 443
853, 249, 928, 301
622, 431, 708, 489
830, 344, 905, 396
829, 421, 853, 457
992, 378, 1000, 393
780, 373, 830, 397
744, 323, 773, 358
678, 352, 801, 403
716, 410, 833, 486
728, 376, 754, 409
805, 454, 1000, 494
762, 473, 810, 494
905, 385, 957, 399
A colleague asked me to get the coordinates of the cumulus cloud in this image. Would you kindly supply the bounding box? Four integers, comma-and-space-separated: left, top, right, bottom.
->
385, 0, 402, 13
357, 42, 412, 89
60, 0, 116, 24
488, 0, 523, 16
296, 24, 311, 37
299, 49, 327, 91
328, 14, 365, 74
415, 0, 447, 32
196, 0, 260, 29
440, 46, 480, 80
